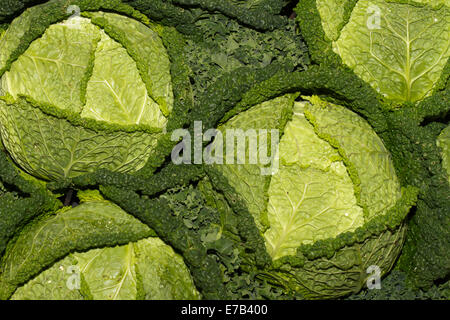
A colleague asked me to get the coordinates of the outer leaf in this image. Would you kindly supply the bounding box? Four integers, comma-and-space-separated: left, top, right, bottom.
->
11, 255, 85, 300
74, 244, 137, 300
0, 149, 59, 256
305, 97, 402, 220
210, 95, 295, 230
0, 4, 34, 75
82, 29, 166, 127
173, 0, 285, 31
0, 98, 159, 180
86, 11, 174, 116
0, 0, 47, 23
275, 224, 407, 299
315, 0, 356, 41
380, 107, 450, 288
264, 102, 364, 260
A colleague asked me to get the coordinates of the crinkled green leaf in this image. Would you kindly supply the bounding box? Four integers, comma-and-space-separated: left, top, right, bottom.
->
86, 11, 173, 116
348, 270, 450, 300
316, 0, 355, 41
437, 125, 450, 183
82, 28, 166, 127
264, 102, 364, 260
305, 96, 401, 219
74, 244, 137, 300
0, 6, 33, 74
184, 13, 309, 101
0, 200, 153, 300
0, 99, 159, 180
413, 0, 450, 7
211, 95, 294, 230
134, 237, 200, 300
333, 0, 450, 103
277, 224, 407, 299
1, 18, 99, 113
11, 255, 85, 300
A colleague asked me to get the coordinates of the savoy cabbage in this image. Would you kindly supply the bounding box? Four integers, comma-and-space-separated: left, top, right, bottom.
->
0, 191, 199, 300
0, 0, 190, 181
203, 93, 416, 299
0, 0, 448, 301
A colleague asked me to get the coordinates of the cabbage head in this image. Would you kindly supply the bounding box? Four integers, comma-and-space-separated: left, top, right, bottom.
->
0, 192, 200, 300
0, 0, 184, 181
204, 94, 417, 299
296, 0, 450, 106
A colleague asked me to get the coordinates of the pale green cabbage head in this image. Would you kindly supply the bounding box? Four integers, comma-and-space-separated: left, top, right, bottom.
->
0, 8, 173, 180
206, 94, 415, 299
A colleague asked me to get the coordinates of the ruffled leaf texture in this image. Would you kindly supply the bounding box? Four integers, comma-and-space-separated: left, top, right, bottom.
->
207, 94, 407, 298
1, 200, 199, 300
314, 0, 450, 103
0, 9, 173, 180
